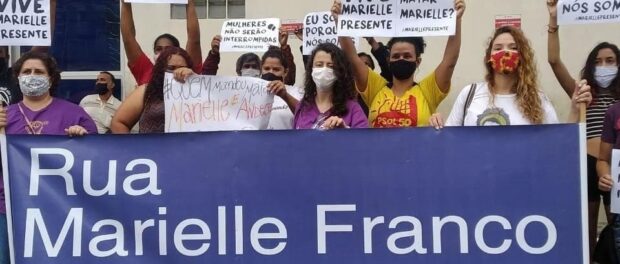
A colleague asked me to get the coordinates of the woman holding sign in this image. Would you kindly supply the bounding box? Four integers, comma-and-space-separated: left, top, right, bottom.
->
289, 43, 367, 130
547, 0, 620, 254
261, 47, 304, 129
111, 47, 194, 133
333, 0, 465, 128
0, 51, 97, 263
121, 0, 202, 86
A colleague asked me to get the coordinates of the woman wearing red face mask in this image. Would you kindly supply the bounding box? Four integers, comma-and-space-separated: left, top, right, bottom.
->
430, 26, 591, 127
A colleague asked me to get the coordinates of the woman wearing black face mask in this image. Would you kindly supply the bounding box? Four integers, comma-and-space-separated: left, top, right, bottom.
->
262, 47, 304, 129
333, 0, 465, 128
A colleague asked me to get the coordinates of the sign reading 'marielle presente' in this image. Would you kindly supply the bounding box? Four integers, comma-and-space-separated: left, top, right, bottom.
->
1, 126, 587, 263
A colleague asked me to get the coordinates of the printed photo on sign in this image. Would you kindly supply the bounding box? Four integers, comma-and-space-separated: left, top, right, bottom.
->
281, 19, 303, 35
125, 0, 188, 3
163, 73, 275, 132
220, 18, 281, 52
0, 0, 51, 46
557, 0, 620, 25
337, 0, 456, 37
303, 12, 359, 55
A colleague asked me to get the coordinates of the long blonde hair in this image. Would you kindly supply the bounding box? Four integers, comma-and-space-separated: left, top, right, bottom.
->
484, 26, 543, 124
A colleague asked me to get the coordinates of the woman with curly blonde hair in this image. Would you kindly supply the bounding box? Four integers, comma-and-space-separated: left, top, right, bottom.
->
430, 26, 591, 127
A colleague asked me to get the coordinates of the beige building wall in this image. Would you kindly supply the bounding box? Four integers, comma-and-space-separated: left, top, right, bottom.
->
126, 0, 620, 121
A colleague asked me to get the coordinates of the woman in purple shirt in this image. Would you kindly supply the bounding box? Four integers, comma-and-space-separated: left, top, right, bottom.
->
291, 43, 367, 130
0, 51, 97, 263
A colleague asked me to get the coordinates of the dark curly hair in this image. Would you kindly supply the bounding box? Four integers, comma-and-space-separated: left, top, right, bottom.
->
153, 33, 180, 51
262, 46, 288, 69
581, 42, 620, 100
387, 37, 426, 58
144, 47, 193, 108
12, 51, 61, 96
236, 53, 260, 75
302, 43, 356, 117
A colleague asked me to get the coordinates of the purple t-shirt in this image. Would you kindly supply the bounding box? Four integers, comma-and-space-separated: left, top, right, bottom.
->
0, 99, 97, 214
602, 102, 620, 149
293, 99, 368, 129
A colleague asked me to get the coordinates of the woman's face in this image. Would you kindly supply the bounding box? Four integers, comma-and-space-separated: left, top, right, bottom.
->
19, 59, 48, 77
596, 48, 618, 67
313, 51, 334, 69
490, 33, 518, 54
166, 54, 188, 72
262, 57, 286, 77
154, 38, 174, 55
389, 42, 417, 63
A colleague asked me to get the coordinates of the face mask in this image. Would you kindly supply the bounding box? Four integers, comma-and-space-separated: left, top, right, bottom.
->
261, 72, 283, 82
595, 66, 618, 89
241, 68, 261, 78
312, 67, 336, 91
390, 60, 417, 81
18, 75, 51, 97
488, 50, 520, 74
96, 83, 109, 95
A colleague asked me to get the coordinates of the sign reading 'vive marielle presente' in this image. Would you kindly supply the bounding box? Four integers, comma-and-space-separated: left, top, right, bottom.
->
338, 0, 457, 37
2, 126, 587, 263
0, 0, 51, 46
163, 73, 274, 132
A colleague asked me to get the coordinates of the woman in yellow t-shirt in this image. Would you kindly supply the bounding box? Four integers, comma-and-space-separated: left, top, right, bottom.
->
331, 0, 466, 128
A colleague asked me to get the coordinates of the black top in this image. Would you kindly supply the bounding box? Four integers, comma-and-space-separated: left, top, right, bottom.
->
0, 67, 22, 105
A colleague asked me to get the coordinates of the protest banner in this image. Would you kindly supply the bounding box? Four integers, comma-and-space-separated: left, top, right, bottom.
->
495, 15, 522, 29
0, 0, 51, 46
611, 150, 620, 213
163, 73, 274, 132
281, 19, 303, 35
2, 125, 588, 263
125, 0, 188, 3
557, 0, 620, 25
303, 12, 359, 55
337, 0, 456, 37
220, 18, 280, 52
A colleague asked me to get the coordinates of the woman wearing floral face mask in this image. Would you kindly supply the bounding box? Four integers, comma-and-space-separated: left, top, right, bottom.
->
290, 43, 367, 130
432, 26, 591, 127
0, 51, 97, 263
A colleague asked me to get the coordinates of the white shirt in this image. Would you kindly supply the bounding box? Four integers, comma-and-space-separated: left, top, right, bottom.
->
445, 82, 559, 126
80, 94, 122, 134
268, 86, 304, 130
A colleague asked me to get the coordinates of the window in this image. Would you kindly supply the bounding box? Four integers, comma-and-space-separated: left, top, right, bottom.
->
171, 0, 245, 19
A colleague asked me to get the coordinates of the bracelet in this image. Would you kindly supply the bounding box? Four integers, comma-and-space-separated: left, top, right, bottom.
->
547, 24, 559, 33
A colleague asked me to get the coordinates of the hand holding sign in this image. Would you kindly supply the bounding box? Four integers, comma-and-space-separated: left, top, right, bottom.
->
547, 0, 559, 18
211, 35, 222, 54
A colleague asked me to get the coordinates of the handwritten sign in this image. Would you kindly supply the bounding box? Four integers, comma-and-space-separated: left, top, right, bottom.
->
303, 12, 360, 55
611, 150, 620, 213
220, 18, 280, 52
338, 0, 456, 37
163, 73, 275, 132
125, 0, 188, 3
558, 0, 620, 25
0, 0, 51, 46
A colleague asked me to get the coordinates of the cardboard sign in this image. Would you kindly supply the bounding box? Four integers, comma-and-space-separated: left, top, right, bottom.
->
0, 0, 51, 46
338, 0, 456, 37
125, 0, 188, 3
495, 14, 522, 28
303, 12, 359, 55
558, 0, 620, 25
281, 19, 303, 35
220, 18, 280, 52
163, 73, 274, 132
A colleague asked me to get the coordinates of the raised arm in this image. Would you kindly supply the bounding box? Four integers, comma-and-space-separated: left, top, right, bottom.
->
434, 0, 465, 94
31, 0, 56, 53
202, 35, 221, 75
186, 0, 202, 70
547, 0, 577, 96
333, 0, 369, 92
121, 0, 144, 66
280, 28, 297, 85
111, 86, 145, 134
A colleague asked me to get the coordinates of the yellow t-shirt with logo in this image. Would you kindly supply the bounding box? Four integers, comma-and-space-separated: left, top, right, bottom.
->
361, 69, 447, 128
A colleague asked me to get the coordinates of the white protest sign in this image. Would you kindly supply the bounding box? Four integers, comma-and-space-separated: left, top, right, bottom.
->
303, 12, 360, 55
338, 0, 456, 37
125, 0, 188, 3
611, 149, 620, 213
220, 18, 280, 52
163, 73, 275, 132
0, 0, 51, 46
558, 0, 620, 25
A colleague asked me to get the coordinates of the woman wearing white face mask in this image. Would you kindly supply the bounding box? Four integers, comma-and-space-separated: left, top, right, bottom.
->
288, 43, 367, 130
547, 1, 620, 255
0, 51, 97, 263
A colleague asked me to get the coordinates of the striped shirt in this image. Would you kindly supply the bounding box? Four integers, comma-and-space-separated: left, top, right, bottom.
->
587, 89, 618, 139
